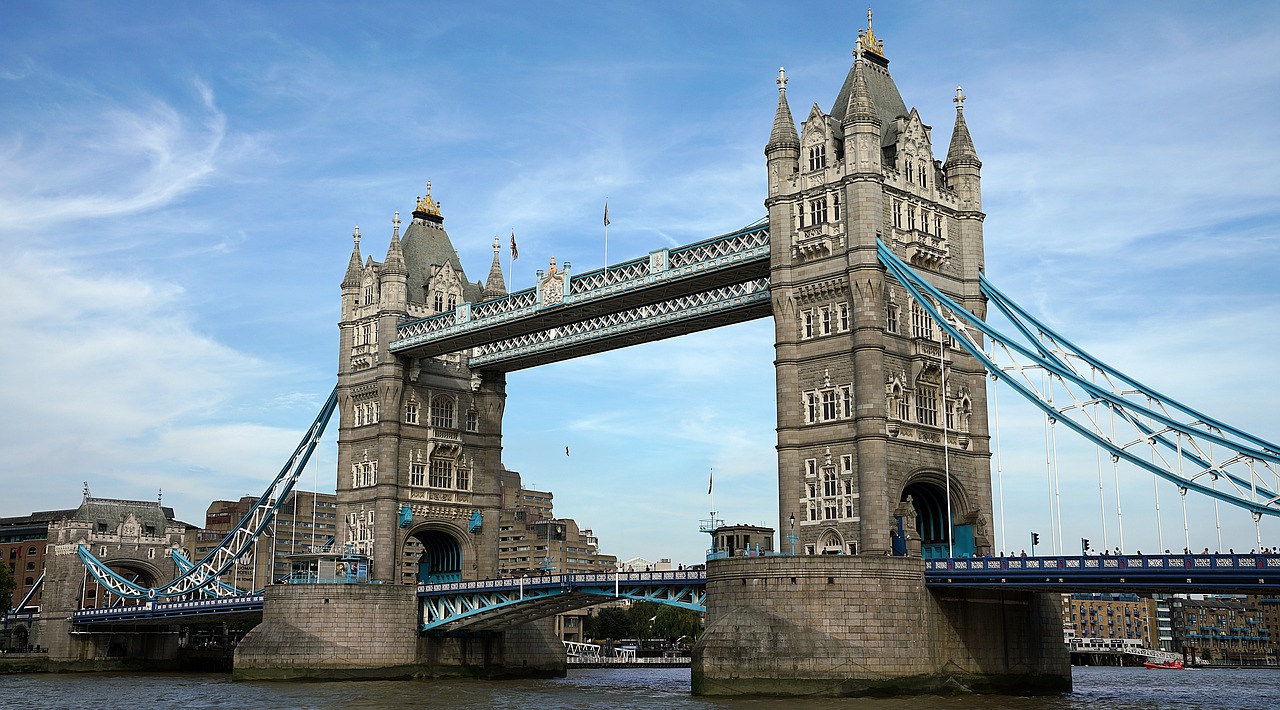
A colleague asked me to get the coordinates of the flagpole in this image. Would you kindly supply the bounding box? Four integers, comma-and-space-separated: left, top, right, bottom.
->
603, 198, 610, 269
508, 229, 517, 291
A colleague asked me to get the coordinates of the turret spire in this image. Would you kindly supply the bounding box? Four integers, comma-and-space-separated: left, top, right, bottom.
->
843, 51, 879, 127
383, 211, 408, 276
482, 235, 508, 301
945, 86, 980, 167
766, 66, 800, 153
342, 225, 363, 288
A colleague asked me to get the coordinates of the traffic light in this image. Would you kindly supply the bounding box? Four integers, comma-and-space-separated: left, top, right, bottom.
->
1031, 532, 1040, 546
1082, 538, 1091, 553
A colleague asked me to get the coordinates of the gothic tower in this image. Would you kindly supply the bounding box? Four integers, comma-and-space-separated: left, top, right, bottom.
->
335, 185, 509, 583
767, 16, 993, 557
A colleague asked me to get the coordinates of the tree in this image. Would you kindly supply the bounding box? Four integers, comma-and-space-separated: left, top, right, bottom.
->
652, 604, 702, 642
0, 562, 16, 612
585, 607, 631, 641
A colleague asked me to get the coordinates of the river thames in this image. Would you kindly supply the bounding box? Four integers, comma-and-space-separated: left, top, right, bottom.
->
3, 666, 1277, 709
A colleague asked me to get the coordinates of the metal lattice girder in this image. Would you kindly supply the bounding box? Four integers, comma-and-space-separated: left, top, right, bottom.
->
466, 278, 772, 371
8, 571, 43, 614
419, 571, 706, 632
71, 592, 264, 625
877, 242, 1280, 519
925, 553, 1280, 593
77, 387, 340, 600
390, 219, 770, 359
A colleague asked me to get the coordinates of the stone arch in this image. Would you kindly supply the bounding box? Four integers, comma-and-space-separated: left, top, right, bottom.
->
401, 521, 473, 585
817, 527, 844, 555
898, 469, 972, 559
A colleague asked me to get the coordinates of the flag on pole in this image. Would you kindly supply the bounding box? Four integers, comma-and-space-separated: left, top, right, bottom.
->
510, 230, 518, 260
603, 199, 610, 227
708, 467, 713, 495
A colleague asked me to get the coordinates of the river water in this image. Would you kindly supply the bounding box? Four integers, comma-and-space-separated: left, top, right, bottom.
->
2, 666, 1276, 709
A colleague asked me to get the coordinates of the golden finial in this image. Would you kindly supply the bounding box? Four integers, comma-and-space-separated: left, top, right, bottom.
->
859, 7, 885, 58
414, 180, 442, 217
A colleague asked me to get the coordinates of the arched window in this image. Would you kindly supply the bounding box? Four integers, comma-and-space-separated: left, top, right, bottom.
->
27, 546, 37, 556
915, 372, 939, 427
910, 300, 933, 340
919, 160, 927, 188
823, 471, 838, 497
430, 396, 455, 429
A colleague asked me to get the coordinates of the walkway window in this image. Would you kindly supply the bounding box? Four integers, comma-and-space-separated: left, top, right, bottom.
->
431, 396, 455, 429
429, 459, 453, 488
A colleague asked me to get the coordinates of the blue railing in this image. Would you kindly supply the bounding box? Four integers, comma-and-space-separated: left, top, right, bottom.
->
925, 553, 1280, 591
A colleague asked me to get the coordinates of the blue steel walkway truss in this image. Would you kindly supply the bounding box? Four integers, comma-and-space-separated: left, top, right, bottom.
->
418, 571, 706, 633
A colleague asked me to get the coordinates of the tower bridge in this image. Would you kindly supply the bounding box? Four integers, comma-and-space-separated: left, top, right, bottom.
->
16, 12, 1279, 697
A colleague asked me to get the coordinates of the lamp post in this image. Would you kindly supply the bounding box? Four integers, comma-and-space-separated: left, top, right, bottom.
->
788, 514, 797, 555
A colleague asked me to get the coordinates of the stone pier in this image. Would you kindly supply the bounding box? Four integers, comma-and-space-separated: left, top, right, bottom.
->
692, 556, 1070, 697
234, 584, 564, 680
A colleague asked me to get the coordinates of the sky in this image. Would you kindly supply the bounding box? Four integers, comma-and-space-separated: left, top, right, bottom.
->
2, 1, 1279, 566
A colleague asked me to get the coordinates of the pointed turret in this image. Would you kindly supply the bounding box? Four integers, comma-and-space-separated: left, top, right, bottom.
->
766, 67, 800, 154
482, 236, 508, 301
944, 86, 980, 168
342, 226, 363, 289
383, 211, 408, 276
943, 86, 982, 212
842, 51, 880, 128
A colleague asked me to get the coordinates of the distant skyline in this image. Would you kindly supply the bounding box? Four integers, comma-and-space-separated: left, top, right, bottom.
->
2, 2, 1279, 564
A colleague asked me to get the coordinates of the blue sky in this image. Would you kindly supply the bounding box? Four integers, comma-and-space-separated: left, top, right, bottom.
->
2, 2, 1279, 565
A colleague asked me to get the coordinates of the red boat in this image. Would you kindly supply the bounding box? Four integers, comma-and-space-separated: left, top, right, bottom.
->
1143, 659, 1184, 670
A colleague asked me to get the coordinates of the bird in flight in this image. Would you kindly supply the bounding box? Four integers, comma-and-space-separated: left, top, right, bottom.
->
565, 446, 570, 456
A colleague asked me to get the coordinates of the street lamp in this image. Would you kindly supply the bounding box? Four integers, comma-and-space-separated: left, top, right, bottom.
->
788, 514, 797, 555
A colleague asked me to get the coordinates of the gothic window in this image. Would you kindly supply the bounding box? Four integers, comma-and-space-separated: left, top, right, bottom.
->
897, 389, 912, 421
433, 291, 444, 313
846, 505, 854, 519
915, 383, 939, 427
430, 395, 455, 429
808, 198, 828, 225
808, 144, 827, 171
466, 410, 479, 432
904, 160, 913, 183
886, 299, 898, 333
841, 385, 853, 418
825, 505, 839, 520
808, 483, 817, 499
839, 303, 850, 332
806, 393, 819, 424
841, 455, 853, 474
360, 323, 371, 346
802, 310, 814, 339
935, 214, 943, 236
893, 200, 902, 228
805, 459, 817, 477
823, 471, 838, 497
410, 462, 425, 487
808, 509, 817, 522
429, 459, 453, 488
821, 307, 832, 335
351, 460, 378, 488
908, 205, 917, 231
405, 401, 419, 424
910, 300, 934, 340
945, 399, 955, 430
922, 209, 930, 234
456, 466, 470, 491
363, 286, 373, 305
919, 160, 927, 188
822, 390, 838, 421
447, 294, 457, 312
832, 192, 841, 221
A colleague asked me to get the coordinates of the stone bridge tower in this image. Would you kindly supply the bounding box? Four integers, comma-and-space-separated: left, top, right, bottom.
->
335, 187, 510, 584
766, 20, 992, 558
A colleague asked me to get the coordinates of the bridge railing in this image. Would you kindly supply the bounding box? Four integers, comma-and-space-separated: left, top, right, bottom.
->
417, 569, 705, 596
71, 592, 265, 621
925, 553, 1280, 573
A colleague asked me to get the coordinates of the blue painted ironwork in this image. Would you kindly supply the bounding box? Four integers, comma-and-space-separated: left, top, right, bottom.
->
7, 570, 43, 614
877, 242, 1280, 519
76, 387, 340, 599
418, 570, 706, 632
71, 592, 264, 625
925, 553, 1280, 592
467, 278, 771, 371
390, 219, 770, 360
399, 504, 413, 528
468, 510, 482, 533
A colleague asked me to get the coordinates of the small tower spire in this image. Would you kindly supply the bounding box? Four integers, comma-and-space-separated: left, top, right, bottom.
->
766, 67, 800, 153
945, 86, 980, 166
342, 225, 363, 288
843, 51, 879, 127
383, 211, 408, 276
482, 235, 508, 301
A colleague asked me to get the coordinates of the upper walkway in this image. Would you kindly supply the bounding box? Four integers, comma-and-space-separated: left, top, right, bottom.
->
390, 220, 770, 370
926, 552, 1280, 593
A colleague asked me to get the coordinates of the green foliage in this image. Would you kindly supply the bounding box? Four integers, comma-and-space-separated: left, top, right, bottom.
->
0, 562, 16, 611
585, 601, 703, 642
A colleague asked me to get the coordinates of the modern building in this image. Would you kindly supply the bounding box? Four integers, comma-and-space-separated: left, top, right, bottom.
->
1062, 593, 1158, 650
197, 490, 339, 589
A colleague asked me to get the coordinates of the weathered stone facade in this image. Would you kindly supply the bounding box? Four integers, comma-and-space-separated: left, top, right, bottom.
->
336, 190, 510, 585
766, 19, 992, 558
693, 556, 1070, 696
